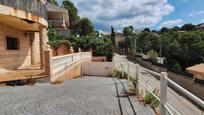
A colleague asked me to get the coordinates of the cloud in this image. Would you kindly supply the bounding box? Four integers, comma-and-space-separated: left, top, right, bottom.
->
201, 19, 204, 23
189, 10, 204, 17
159, 19, 184, 29
69, 0, 174, 32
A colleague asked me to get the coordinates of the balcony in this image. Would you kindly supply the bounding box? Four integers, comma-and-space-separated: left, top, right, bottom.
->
0, 0, 47, 20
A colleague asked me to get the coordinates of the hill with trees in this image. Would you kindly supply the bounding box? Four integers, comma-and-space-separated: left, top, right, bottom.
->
118, 24, 204, 71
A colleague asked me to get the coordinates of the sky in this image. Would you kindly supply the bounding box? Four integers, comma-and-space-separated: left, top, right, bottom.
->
58, 0, 204, 32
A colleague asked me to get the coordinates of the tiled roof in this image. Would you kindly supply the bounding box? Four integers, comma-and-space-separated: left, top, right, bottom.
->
187, 63, 204, 78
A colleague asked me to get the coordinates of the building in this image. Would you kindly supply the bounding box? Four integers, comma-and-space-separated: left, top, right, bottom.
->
0, 0, 48, 70
187, 63, 204, 81
115, 33, 125, 47
46, 2, 70, 35
196, 23, 204, 31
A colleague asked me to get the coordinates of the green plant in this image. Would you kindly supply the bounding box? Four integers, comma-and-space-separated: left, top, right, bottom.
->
147, 50, 158, 60
131, 74, 139, 88
112, 69, 128, 79
143, 89, 160, 109
172, 63, 182, 71
48, 40, 71, 49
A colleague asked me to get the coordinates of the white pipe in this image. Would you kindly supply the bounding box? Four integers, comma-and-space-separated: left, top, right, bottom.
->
166, 77, 204, 108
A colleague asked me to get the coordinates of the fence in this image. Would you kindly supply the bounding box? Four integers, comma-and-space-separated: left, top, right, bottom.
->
0, 0, 47, 19
44, 47, 92, 82
127, 55, 204, 100
133, 64, 204, 115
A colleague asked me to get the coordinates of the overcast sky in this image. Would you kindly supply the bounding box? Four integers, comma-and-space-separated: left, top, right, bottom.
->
58, 0, 204, 32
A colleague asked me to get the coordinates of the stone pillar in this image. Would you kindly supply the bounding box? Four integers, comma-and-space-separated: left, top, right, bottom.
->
40, 27, 48, 69
70, 47, 74, 62
70, 47, 74, 54
44, 45, 52, 77
78, 47, 81, 52
30, 33, 39, 65
30, 33, 36, 65
160, 72, 168, 115
78, 47, 82, 59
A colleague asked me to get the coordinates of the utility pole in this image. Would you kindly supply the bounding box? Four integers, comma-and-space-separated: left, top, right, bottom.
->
158, 34, 162, 57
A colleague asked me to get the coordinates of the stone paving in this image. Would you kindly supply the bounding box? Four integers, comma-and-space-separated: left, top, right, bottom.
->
0, 77, 155, 115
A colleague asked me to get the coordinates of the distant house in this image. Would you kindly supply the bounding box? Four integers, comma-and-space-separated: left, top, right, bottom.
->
0, 0, 48, 70
46, 2, 70, 35
196, 23, 204, 31
187, 63, 204, 81
115, 33, 125, 47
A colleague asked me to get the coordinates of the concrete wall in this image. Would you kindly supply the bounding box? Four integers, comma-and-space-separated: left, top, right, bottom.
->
53, 62, 82, 82
168, 72, 204, 100
134, 57, 167, 73
92, 56, 107, 62
82, 62, 115, 76
48, 52, 92, 83
0, 23, 31, 69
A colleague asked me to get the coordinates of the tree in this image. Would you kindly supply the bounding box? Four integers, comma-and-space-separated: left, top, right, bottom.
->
171, 26, 180, 31
63, 0, 80, 32
181, 23, 196, 31
143, 28, 151, 32
111, 26, 116, 46
122, 26, 134, 53
160, 27, 169, 34
77, 18, 94, 36
123, 26, 134, 36
48, 0, 58, 5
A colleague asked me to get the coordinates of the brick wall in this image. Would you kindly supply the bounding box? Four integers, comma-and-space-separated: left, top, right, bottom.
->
0, 23, 40, 69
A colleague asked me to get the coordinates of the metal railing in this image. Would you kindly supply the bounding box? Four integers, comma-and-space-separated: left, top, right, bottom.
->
0, 0, 47, 19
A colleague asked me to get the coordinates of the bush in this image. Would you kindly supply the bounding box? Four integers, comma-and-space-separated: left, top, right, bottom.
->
144, 89, 160, 109
112, 70, 128, 79
147, 50, 158, 60
131, 74, 139, 88
48, 40, 71, 49
172, 63, 182, 71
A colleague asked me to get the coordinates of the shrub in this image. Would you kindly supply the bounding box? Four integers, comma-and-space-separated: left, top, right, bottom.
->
172, 63, 182, 71
147, 50, 158, 60
131, 74, 139, 88
144, 89, 160, 109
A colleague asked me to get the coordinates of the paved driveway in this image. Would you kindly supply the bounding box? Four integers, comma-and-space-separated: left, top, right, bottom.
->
0, 77, 155, 115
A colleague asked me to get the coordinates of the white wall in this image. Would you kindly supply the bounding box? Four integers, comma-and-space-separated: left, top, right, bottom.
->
82, 62, 115, 76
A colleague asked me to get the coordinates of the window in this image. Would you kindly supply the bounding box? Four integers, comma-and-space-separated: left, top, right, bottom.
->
6, 37, 19, 50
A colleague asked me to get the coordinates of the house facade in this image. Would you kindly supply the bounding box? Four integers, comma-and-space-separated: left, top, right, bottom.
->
46, 2, 70, 35
115, 33, 125, 47
0, 0, 48, 70
196, 23, 204, 31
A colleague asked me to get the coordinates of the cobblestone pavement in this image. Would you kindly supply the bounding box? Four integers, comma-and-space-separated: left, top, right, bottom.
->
0, 77, 155, 115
